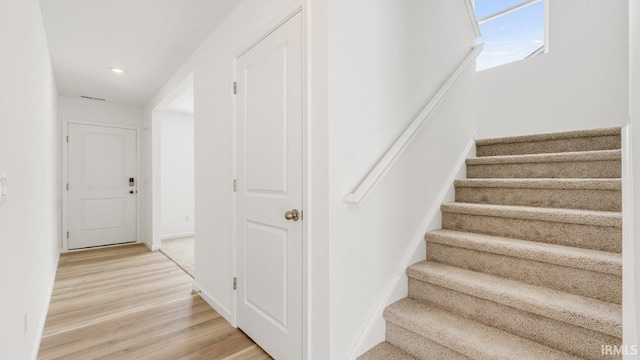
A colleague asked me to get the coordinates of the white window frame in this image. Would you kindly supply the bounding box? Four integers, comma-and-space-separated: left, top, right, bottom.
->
476, 0, 550, 67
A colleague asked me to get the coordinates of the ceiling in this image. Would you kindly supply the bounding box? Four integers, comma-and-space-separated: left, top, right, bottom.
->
163, 86, 194, 115
40, 0, 241, 106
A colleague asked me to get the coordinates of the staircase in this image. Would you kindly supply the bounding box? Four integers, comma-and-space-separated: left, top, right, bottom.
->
359, 128, 623, 360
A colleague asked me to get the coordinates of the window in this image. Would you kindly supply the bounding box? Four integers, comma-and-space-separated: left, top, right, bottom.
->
475, 0, 546, 71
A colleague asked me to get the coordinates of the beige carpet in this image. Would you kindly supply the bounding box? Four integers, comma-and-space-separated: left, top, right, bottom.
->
360, 127, 623, 360
160, 237, 194, 277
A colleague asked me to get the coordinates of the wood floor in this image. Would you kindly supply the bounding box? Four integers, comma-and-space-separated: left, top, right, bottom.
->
38, 244, 271, 360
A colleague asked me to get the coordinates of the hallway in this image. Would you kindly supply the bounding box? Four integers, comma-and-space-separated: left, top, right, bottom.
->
37, 244, 270, 360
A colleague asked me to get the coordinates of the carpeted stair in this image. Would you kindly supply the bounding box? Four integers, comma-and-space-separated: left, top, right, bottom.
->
359, 127, 623, 360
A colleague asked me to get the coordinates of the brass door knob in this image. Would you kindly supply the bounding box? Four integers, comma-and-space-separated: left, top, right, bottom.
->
284, 209, 300, 221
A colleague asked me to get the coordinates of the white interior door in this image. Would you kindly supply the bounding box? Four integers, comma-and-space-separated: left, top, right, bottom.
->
235, 12, 303, 360
67, 123, 137, 250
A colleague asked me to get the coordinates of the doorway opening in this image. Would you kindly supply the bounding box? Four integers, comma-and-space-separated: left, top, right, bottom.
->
153, 77, 195, 277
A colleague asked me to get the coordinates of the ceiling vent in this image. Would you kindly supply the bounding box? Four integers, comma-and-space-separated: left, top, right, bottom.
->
80, 95, 106, 102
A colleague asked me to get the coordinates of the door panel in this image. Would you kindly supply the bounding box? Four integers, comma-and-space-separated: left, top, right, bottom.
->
82, 198, 125, 231
236, 12, 303, 360
245, 220, 287, 327
68, 124, 137, 250
81, 132, 126, 187
245, 45, 288, 195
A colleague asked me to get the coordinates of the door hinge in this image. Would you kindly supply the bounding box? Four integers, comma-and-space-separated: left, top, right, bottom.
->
233, 179, 237, 192
233, 277, 237, 290
66, 183, 69, 191
233, 81, 237, 95
66, 231, 69, 239
66, 136, 69, 143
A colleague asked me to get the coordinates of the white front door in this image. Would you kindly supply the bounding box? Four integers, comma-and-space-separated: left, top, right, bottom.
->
67, 123, 138, 250
235, 12, 303, 360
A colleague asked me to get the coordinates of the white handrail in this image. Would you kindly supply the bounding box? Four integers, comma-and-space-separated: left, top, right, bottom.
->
343, 44, 484, 208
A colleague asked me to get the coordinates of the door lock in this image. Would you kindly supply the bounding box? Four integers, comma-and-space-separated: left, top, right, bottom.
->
284, 209, 300, 221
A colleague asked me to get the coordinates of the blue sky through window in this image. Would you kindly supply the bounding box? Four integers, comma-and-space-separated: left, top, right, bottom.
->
475, 1, 545, 71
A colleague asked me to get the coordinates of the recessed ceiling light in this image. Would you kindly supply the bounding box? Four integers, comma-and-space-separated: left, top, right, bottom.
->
111, 67, 124, 74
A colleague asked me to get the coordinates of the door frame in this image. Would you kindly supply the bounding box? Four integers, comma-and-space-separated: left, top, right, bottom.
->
61, 118, 142, 253
150, 73, 194, 252
230, 4, 308, 357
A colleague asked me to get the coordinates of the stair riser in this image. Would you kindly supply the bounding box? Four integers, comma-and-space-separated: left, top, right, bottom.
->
476, 135, 621, 157
442, 212, 621, 252
455, 187, 621, 211
386, 322, 470, 360
426, 242, 621, 303
409, 280, 621, 360
467, 160, 621, 179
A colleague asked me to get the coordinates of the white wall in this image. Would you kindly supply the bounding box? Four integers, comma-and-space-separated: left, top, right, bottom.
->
58, 95, 146, 248
326, 0, 477, 358
145, 1, 476, 358
58, 95, 144, 127
477, 0, 629, 138
304, 0, 330, 357
159, 111, 195, 239
629, 0, 640, 353
144, 0, 303, 328
143, 2, 334, 357
0, 0, 60, 358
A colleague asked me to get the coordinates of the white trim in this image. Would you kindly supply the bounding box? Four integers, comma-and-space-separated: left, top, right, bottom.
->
31, 251, 59, 360
350, 138, 477, 359
343, 45, 484, 207
622, 125, 638, 358
544, 0, 550, 54
478, 0, 542, 25
230, 48, 238, 329
151, 73, 195, 253
160, 232, 195, 240
302, 0, 330, 357
301, 4, 311, 358
232, 4, 303, 59
143, 240, 161, 252
61, 118, 142, 253
192, 280, 234, 325
154, 73, 194, 113
463, 0, 482, 38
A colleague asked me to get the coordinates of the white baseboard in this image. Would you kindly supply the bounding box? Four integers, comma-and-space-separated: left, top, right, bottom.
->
192, 280, 234, 327
32, 250, 60, 360
161, 232, 194, 240
350, 137, 476, 359
144, 240, 161, 251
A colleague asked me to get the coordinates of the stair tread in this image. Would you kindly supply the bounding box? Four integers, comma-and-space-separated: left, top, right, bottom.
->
455, 178, 621, 190
407, 261, 622, 337
385, 298, 583, 360
441, 202, 621, 227
358, 342, 417, 360
476, 127, 621, 146
426, 229, 622, 275
467, 149, 621, 165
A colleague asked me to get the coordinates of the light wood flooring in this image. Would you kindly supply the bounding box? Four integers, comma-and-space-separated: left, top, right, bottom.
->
38, 244, 271, 360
